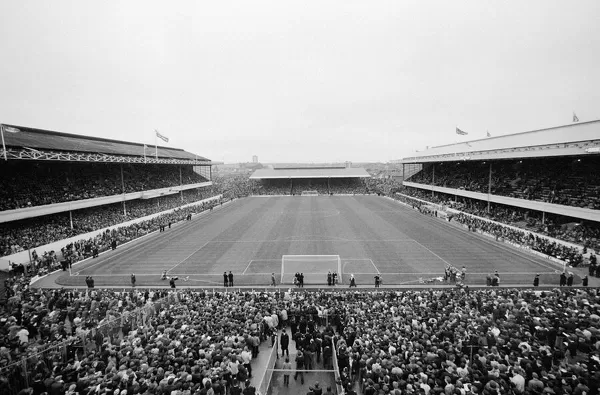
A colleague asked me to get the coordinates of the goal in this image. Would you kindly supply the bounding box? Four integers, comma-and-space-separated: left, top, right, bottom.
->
281, 255, 342, 285
301, 190, 319, 196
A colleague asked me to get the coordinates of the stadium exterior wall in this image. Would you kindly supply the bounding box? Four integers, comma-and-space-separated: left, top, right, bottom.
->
403, 181, 600, 223
1, 194, 222, 269
0, 181, 213, 224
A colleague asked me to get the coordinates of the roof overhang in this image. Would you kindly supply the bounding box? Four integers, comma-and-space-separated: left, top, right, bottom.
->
0, 123, 211, 163
400, 120, 600, 164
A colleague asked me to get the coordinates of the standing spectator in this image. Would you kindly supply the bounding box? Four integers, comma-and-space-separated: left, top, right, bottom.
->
349, 274, 357, 288
241, 346, 253, 379
294, 349, 305, 384
224, 271, 229, 287
281, 330, 290, 357
374, 275, 381, 288
130, 273, 136, 287
533, 274, 540, 287
560, 272, 567, 286
271, 273, 277, 287
229, 270, 234, 287
582, 275, 588, 286
282, 357, 292, 387
567, 273, 574, 286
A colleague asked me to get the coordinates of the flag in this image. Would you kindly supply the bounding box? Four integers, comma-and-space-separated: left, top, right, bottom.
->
143, 144, 148, 150
573, 113, 579, 122
456, 127, 468, 135
155, 130, 169, 142
465, 142, 472, 147
486, 131, 491, 138
3, 126, 20, 133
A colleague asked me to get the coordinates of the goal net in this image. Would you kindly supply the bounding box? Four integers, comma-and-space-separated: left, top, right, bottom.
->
301, 190, 319, 196
281, 255, 342, 285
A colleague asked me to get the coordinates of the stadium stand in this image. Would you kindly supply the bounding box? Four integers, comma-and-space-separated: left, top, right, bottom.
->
408, 157, 600, 210
0, 162, 208, 211
0, 126, 216, 266
249, 165, 372, 196
400, 120, 600, 258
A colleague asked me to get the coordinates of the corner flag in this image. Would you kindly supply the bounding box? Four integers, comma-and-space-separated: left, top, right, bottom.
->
573, 113, 579, 122
486, 131, 491, 137
456, 127, 468, 135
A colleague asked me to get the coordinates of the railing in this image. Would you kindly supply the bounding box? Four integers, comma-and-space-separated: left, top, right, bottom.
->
331, 340, 345, 395
257, 336, 279, 395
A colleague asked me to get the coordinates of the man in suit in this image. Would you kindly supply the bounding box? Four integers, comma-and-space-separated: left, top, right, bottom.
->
224, 272, 229, 287
229, 271, 234, 287
280, 330, 290, 357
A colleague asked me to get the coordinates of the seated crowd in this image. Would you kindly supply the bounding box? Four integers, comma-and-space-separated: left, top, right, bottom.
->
396, 187, 597, 264
0, 162, 208, 211
1, 190, 220, 258
1, 287, 599, 395
408, 157, 600, 210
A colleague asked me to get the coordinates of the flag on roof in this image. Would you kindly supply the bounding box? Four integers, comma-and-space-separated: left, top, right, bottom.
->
155, 130, 169, 142
3, 126, 20, 133
456, 127, 468, 135
573, 113, 579, 122
143, 144, 148, 150
486, 131, 491, 137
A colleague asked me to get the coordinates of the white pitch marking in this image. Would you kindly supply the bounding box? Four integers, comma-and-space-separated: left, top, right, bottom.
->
368, 259, 381, 274
409, 239, 454, 268
167, 241, 210, 274
242, 260, 254, 275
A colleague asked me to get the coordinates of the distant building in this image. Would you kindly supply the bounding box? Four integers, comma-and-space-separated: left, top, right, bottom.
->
252, 155, 258, 163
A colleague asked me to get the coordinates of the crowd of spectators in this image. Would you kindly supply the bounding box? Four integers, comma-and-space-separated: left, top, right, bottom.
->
1, 286, 599, 395
398, 187, 599, 254
250, 178, 391, 196
0, 162, 208, 211
211, 174, 254, 199
3, 197, 222, 282
394, 189, 587, 266
1, 190, 219, 258
407, 157, 600, 210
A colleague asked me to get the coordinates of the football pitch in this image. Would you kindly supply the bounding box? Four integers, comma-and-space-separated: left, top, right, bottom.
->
55, 196, 572, 288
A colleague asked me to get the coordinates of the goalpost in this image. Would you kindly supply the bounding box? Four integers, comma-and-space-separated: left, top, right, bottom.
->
281, 255, 342, 285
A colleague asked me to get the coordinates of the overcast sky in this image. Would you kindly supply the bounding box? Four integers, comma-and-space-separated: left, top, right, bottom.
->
1, 1, 599, 163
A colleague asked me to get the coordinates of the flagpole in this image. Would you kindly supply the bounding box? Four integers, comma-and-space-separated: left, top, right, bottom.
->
1, 124, 7, 161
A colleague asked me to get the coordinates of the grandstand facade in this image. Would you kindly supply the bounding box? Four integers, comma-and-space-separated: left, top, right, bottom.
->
249, 164, 372, 195
0, 124, 218, 269
400, 120, 600, 255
